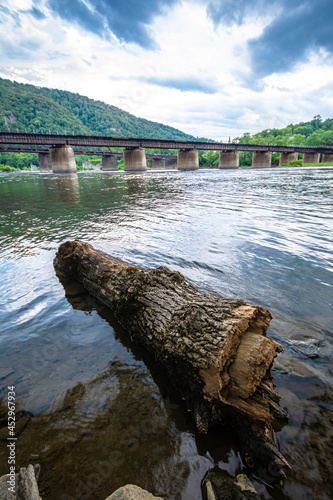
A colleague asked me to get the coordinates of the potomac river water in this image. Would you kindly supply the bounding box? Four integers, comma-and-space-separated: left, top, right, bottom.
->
0, 167, 332, 499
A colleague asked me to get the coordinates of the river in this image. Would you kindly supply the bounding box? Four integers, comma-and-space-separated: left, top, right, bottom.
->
0, 167, 332, 499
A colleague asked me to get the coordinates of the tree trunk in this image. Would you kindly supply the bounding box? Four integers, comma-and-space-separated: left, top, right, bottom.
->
54, 240, 291, 482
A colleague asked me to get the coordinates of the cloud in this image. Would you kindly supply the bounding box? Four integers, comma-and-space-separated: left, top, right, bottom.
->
207, 0, 333, 76
206, 0, 269, 26
142, 77, 218, 94
46, 0, 179, 48
27, 7, 47, 20
249, 0, 333, 76
1, 0, 333, 140
0, 38, 41, 61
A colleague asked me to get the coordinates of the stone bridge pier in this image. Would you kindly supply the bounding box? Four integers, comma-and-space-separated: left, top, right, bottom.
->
219, 151, 239, 169
252, 151, 272, 168
50, 145, 77, 173
321, 153, 333, 163
279, 152, 298, 166
177, 149, 199, 170
303, 152, 320, 164
123, 148, 147, 171
102, 154, 118, 171
38, 152, 52, 172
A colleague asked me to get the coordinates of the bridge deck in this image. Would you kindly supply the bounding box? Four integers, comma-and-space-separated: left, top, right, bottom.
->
1, 131, 333, 154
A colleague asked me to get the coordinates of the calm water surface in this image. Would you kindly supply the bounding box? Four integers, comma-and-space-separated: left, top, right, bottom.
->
0, 168, 332, 499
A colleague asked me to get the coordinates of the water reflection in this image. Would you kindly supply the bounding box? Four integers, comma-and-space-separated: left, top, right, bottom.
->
0, 272, 250, 500
0, 275, 209, 500
124, 171, 148, 196
6, 363, 193, 500
42, 173, 80, 204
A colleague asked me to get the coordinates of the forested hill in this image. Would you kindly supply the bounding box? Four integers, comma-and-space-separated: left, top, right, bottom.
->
234, 115, 333, 147
2, 77, 332, 147
0, 77, 198, 141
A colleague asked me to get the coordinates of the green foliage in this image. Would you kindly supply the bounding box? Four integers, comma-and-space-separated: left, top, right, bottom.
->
204, 150, 219, 167
299, 162, 332, 167
289, 159, 303, 166
0, 77, 198, 141
74, 155, 95, 166
89, 158, 102, 165
233, 115, 333, 148
198, 150, 205, 167
239, 152, 252, 167
0, 152, 38, 169
0, 164, 19, 172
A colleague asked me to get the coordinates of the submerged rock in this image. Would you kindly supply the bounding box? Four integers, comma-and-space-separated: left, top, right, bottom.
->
203, 469, 260, 500
105, 484, 164, 499
288, 339, 321, 359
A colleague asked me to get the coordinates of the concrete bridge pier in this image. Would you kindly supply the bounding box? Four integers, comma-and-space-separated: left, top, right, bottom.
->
151, 158, 166, 169
39, 152, 53, 172
102, 155, 118, 171
303, 152, 320, 164
50, 145, 77, 173
219, 151, 239, 169
165, 158, 177, 169
177, 149, 199, 170
252, 151, 272, 168
321, 153, 333, 163
279, 152, 298, 166
123, 148, 147, 171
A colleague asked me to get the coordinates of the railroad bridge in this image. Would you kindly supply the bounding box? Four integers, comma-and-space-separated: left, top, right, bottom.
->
1, 132, 333, 173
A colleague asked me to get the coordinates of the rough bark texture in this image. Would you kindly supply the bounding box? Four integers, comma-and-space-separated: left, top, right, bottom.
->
54, 240, 290, 482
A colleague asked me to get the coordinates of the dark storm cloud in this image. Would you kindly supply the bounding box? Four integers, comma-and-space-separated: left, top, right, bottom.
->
143, 77, 218, 94
207, 0, 333, 76
46, 0, 179, 48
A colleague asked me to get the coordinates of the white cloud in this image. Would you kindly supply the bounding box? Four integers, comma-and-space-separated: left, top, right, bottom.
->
1, 0, 333, 139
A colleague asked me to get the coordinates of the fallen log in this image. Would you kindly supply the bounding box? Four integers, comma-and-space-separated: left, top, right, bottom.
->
54, 240, 291, 483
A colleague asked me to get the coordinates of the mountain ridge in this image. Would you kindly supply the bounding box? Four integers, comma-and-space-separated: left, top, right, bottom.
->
0, 77, 202, 141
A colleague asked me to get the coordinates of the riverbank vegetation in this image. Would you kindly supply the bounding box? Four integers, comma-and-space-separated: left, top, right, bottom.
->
233, 115, 333, 147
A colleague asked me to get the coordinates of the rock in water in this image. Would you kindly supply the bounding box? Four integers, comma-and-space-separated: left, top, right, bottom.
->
0, 464, 42, 500
204, 469, 260, 500
105, 484, 164, 499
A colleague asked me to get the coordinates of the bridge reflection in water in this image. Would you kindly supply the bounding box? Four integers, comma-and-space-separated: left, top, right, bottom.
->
1, 131, 333, 173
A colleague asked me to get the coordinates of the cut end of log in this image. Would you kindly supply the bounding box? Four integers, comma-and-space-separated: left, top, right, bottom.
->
227, 331, 280, 400
199, 304, 283, 426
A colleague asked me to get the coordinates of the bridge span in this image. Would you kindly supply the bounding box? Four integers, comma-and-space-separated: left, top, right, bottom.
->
1, 132, 332, 172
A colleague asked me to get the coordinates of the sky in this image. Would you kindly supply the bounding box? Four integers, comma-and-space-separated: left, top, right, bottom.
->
0, 0, 333, 140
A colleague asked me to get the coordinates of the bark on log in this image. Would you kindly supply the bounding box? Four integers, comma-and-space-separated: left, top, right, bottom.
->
54, 240, 291, 483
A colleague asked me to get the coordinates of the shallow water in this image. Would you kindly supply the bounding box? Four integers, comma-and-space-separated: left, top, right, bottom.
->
0, 168, 332, 499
